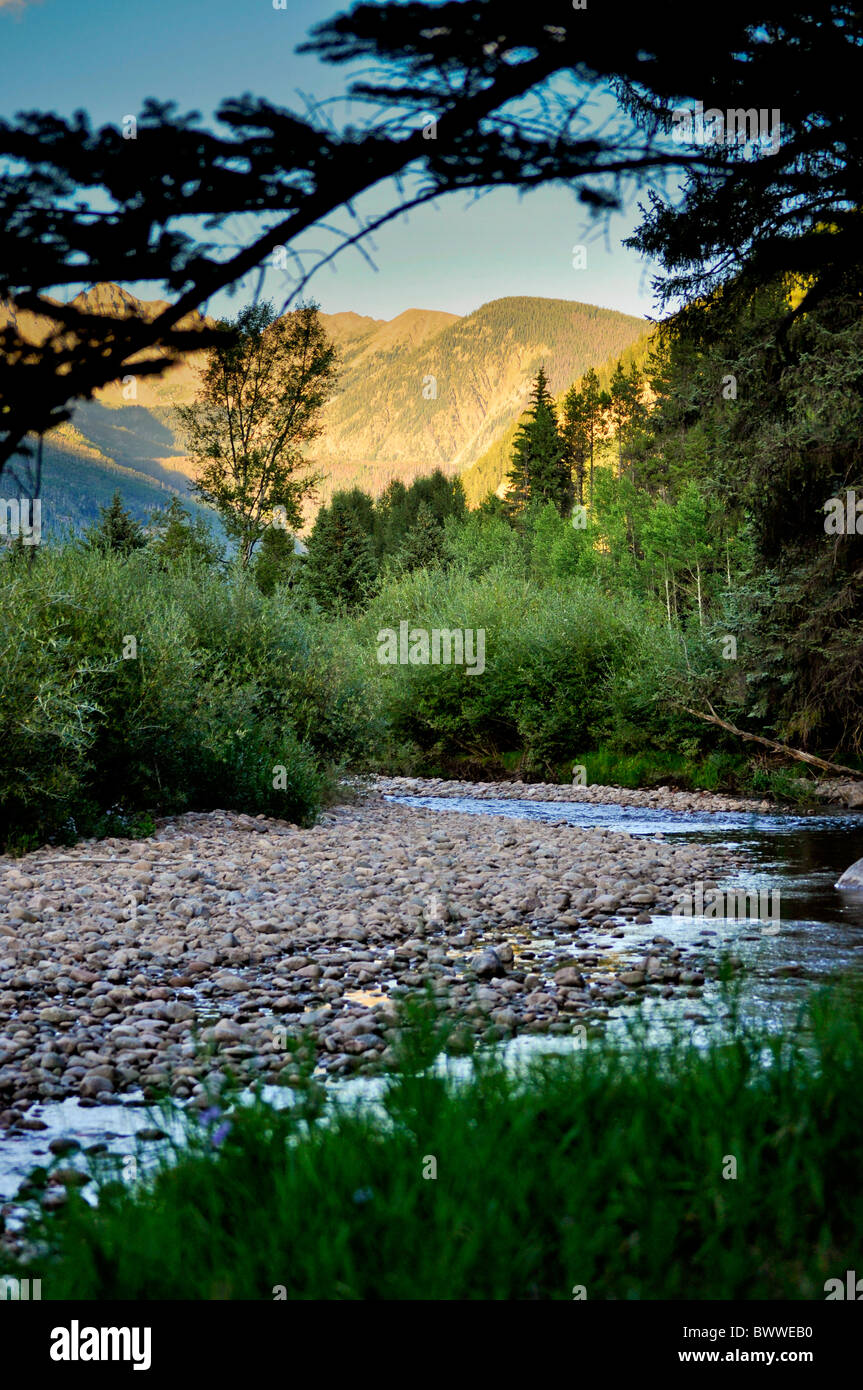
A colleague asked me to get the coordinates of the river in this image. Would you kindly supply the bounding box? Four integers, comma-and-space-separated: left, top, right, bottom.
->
2, 793, 863, 1208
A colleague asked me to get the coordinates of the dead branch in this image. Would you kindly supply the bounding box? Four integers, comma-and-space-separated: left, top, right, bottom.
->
676, 702, 863, 780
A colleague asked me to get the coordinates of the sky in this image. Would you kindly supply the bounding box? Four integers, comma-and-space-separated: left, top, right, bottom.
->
0, 0, 662, 323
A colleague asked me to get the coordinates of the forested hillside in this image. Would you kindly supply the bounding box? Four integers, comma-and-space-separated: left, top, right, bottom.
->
316, 296, 645, 494
2, 287, 644, 521
461, 328, 655, 505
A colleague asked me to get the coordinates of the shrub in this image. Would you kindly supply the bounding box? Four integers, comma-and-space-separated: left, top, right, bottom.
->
0, 545, 382, 848
359, 567, 663, 775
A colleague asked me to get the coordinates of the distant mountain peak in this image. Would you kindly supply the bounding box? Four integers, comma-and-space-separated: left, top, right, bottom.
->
6, 285, 647, 523
70, 283, 143, 316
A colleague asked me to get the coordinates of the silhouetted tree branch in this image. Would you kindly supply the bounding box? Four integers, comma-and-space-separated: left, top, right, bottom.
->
1, 1, 858, 478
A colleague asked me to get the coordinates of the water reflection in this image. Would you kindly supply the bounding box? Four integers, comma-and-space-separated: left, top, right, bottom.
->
386, 793, 863, 1034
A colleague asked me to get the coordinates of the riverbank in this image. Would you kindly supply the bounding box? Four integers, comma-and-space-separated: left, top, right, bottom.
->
0, 796, 744, 1115
372, 774, 775, 814
7, 988, 863, 1300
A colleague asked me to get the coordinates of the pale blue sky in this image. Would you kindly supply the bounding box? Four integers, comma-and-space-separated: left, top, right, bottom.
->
0, 0, 660, 322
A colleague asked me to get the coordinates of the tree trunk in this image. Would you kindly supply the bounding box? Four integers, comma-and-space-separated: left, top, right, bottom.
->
29, 432, 43, 566
677, 702, 863, 778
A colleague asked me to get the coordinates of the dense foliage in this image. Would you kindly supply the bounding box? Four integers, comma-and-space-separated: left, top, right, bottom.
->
0, 544, 382, 852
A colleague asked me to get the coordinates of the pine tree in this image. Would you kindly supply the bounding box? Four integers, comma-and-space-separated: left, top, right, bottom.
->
374, 479, 410, 557
405, 471, 467, 528
608, 361, 644, 480
82, 491, 146, 554
303, 495, 378, 612
252, 524, 299, 595
147, 496, 222, 566
580, 368, 605, 509
561, 384, 588, 506
334, 487, 376, 537
396, 500, 443, 571
505, 368, 571, 517
504, 417, 533, 517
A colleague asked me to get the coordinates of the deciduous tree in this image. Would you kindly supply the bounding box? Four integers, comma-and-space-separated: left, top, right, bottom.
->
177, 302, 336, 567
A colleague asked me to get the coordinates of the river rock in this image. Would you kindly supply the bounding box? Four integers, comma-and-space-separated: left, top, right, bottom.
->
79, 1073, 113, 1098
470, 949, 506, 979
0, 794, 745, 1102
836, 856, 863, 888
554, 967, 586, 988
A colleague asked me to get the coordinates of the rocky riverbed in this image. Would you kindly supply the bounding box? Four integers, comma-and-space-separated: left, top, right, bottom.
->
0, 789, 750, 1125
372, 774, 775, 814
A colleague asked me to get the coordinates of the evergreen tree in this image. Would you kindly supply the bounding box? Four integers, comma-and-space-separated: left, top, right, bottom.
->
82, 491, 146, 554
405, 471, 467, 528
561, 384, 588, 506
147, 496, 222, 567
252, 524, 299, 596
333, 487, 376, 538
504, 418, 533, 517
374, 479, 410, 557
374, 471, 465, 558
479, 491, 509, 518
303, 495, 378, 613
580, 368, 606, 509
608, 361, 645, 480
395, 500, 443, 572
505, 368, 571, 517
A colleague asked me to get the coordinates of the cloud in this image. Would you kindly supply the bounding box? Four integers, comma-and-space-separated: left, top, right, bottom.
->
0, 1, 36, 11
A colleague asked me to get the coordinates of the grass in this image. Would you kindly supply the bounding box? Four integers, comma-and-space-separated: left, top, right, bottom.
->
542, 747, 826, 802
13, 987, 863, 1300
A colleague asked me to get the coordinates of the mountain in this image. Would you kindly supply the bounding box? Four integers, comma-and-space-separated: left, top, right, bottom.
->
1, 286, 647, 528
314, 296, 646, 500
0, 287, 219, 534
34, 429, 195, 537
0, 284, 213, 415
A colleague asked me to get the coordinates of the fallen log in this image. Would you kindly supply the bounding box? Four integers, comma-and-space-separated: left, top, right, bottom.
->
676, 702, 863, 779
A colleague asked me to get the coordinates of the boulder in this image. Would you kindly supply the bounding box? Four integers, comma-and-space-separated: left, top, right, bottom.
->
470, 949, 506, 979
816, 780, 863, 809
836, 857, 863, 889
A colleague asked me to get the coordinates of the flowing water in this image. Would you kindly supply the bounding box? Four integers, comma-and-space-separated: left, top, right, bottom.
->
3, 795, 863, 1206
387, 794, 863, 1035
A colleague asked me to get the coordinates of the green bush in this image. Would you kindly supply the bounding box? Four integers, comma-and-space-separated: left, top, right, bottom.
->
0, 545, 382, 848
441, 509, 527, 578
359, 567, 670, 776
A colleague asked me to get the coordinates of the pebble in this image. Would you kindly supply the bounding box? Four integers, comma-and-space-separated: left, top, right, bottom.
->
375, 774, 773, 815
0, 788, 746, 1103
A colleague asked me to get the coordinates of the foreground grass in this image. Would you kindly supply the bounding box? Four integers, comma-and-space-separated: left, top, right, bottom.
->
16, 990, 863, 1300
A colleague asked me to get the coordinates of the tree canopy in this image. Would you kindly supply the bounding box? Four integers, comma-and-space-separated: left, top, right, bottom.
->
3, 2, 859, 478
177, 301, 336, 567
